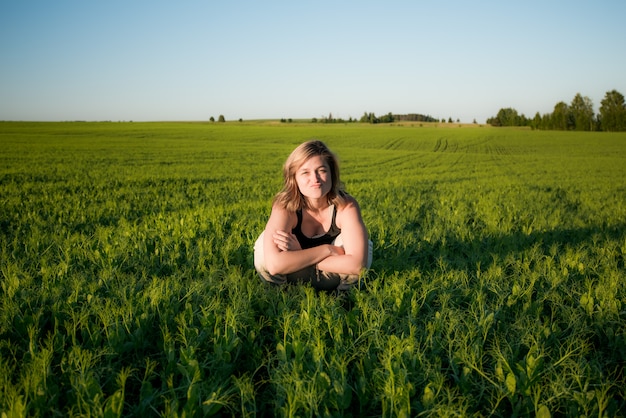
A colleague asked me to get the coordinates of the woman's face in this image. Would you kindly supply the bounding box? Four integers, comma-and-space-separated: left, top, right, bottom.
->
295, 155, 332, 201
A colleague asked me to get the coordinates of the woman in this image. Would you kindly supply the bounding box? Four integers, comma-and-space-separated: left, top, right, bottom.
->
254, 140, 372, 291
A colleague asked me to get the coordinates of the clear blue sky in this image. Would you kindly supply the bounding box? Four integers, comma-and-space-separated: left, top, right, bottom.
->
1, 0, 625, 123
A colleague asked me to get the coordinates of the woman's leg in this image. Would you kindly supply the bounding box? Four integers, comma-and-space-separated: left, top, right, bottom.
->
254, 232, 287, 285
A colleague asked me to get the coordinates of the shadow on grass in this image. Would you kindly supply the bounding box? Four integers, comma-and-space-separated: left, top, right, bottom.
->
371, 222, 626, 275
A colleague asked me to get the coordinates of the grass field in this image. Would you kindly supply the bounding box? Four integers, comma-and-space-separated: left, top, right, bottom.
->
1, 121, 625, 417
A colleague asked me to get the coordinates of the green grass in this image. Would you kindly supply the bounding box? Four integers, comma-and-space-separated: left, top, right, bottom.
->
1, 121, 625, 416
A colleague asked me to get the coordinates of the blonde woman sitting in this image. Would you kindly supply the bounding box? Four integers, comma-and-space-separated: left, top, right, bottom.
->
254, 140, 372, 291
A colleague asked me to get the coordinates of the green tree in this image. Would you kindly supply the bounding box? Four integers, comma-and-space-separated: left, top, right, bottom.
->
491, 107, 520, 127
218, 115, 226, 123
380, 112, 394, 123
570, 93, 595, 131
360, 112, 373, 123
542, 113, 551, 130
599, 89, 626, 131
530, 112, 542, 130
551, 102, 573, 130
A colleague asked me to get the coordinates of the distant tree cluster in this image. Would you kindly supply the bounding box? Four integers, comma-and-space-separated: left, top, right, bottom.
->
209, 115, 226, 123
487, 90, 626, 131
359, 112, 395, 124
359, 112, 447, 124
393, 113, 439, 123
311, 113, 358, 124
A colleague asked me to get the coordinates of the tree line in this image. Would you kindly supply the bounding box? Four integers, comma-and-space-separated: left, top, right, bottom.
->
307, 112, 440, 124
487, 89, 626, 131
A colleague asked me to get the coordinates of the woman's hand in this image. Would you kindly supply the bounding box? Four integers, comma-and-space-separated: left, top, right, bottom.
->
329, 245, 345, 257
272, 230, 302, 252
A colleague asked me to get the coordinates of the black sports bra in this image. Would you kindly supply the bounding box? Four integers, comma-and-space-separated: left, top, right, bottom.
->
292, 205, 341, 249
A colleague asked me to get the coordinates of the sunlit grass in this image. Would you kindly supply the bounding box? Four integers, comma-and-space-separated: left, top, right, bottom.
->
1, 122, 625, 416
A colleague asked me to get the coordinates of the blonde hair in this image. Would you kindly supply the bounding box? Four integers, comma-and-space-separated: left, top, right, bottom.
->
273, 140, 346, 212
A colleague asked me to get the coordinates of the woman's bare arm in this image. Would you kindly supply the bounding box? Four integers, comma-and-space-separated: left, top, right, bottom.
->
263, 204, 342, 275
316, 198, 369, 275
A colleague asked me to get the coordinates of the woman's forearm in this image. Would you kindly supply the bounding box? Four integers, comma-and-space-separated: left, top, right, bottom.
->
316, 254, 365, 276
265, 244, 335, 275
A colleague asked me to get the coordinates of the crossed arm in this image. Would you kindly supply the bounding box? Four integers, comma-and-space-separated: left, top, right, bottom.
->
262, 200, 369, 276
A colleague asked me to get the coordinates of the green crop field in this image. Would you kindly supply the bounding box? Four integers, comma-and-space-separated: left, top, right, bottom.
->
1, 121, 625, 417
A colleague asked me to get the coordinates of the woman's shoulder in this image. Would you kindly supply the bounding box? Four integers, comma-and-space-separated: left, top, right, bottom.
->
271, 202, 297, 216
335, 194, 362, 216
269, 203, 297, 226
337, 192, 359, 207
335, 194, 365, 230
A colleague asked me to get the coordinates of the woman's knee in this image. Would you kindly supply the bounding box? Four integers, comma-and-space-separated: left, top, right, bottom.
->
331, 234, 373, 269
254, 232, 285, 285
